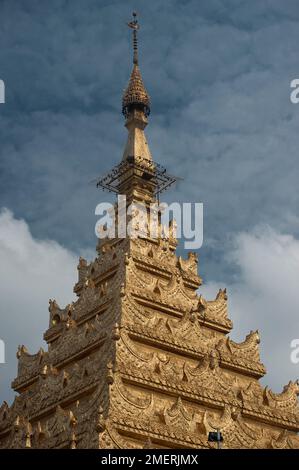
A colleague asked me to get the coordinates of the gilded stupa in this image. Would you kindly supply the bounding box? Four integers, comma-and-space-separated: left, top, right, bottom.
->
0, 14, 298, 449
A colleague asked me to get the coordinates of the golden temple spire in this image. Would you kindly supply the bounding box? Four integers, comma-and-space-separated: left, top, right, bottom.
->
128, 11, 139, 65
121, 12, 152, 169
122, 12, 150, 118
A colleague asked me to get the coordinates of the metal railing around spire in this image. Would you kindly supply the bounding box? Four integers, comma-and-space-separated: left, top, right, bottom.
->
93, 156, 179, 197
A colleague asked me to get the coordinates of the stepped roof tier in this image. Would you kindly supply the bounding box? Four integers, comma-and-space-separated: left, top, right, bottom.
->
0, 13, 298, 449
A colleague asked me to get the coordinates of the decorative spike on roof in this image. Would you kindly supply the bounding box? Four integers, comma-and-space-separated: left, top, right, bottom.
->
122, 12, 150, 117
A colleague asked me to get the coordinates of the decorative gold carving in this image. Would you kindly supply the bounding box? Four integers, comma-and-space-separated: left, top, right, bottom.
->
1, 28, 298, 450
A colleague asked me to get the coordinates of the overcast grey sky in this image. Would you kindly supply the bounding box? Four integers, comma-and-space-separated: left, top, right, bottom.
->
0, 0, 299, 403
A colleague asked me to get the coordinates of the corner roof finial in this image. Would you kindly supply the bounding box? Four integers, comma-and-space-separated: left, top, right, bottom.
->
127, 11, 139, 65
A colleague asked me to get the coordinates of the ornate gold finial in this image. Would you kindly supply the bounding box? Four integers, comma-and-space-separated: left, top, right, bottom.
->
122, 12, 150, 117
127, 12, 139, 65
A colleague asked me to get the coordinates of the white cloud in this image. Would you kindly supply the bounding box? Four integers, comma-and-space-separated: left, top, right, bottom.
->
0, 209, 78, 403
201, 225, 299, 392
